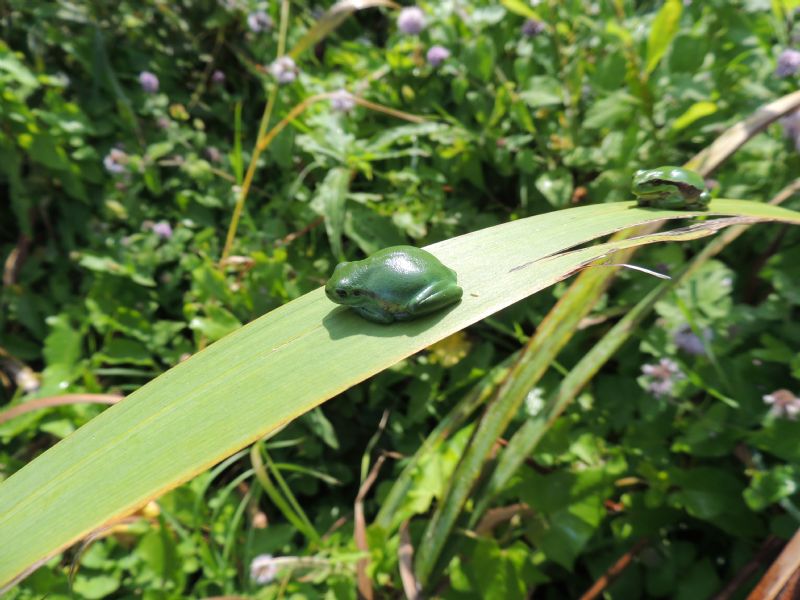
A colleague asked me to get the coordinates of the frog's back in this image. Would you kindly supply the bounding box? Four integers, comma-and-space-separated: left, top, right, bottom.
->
372, 246, 447, 278
358, 246, 456, 307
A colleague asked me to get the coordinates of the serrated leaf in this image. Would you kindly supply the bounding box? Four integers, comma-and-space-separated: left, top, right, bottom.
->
311, 167, 352, 260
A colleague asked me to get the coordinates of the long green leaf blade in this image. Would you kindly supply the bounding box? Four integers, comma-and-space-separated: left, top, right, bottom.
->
1, 200, 799, 587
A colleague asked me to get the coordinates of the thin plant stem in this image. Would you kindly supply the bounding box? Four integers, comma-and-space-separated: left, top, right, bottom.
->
220, 96, 425, 264
219, 0, 291, 266
219, 90, 277, 265
278, 0, 290, 57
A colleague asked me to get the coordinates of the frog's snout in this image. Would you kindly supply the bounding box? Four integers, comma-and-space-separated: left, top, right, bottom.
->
324, 280, 347, 302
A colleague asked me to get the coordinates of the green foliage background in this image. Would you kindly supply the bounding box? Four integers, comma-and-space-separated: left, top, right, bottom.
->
2, 0, 800, 597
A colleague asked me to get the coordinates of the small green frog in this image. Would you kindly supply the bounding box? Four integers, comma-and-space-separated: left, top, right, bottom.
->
325, 246, 463, 323
632, 166, 710, 210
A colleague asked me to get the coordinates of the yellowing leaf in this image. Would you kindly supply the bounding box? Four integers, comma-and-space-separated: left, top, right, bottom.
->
672, 101, 718, 132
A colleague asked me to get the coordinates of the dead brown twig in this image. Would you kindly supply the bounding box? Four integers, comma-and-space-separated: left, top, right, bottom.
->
355, 455, 386, 600
0, 394, 123, 425
713, 535, 785, 600
578, 538, 649, 600
474, 503, 533, 537
399, 521, 422, 600
747, 528, 800, 600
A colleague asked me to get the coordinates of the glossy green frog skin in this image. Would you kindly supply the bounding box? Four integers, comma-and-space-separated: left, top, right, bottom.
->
325, 246, 463, 324
632, 166, 710, 210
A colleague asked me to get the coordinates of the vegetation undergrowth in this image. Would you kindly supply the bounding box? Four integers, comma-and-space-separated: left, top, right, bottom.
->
2, 1, 800, 598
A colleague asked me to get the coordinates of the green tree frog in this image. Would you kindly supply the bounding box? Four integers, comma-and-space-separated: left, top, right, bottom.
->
632, 166, 711, 210
325, 246, 463, 323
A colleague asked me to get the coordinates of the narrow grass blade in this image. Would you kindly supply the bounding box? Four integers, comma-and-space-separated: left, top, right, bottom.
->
413, 90, 800, 586
288, 0, 399, 59
413, 203, 800, 584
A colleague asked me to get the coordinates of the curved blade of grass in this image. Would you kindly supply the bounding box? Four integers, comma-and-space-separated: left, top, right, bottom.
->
412, 203, 800, 585
411, 89, 800, 585
472, 180, 800, 521
288, 0, 399, 59
1, 201, 799, 588
372, 351, 519, 534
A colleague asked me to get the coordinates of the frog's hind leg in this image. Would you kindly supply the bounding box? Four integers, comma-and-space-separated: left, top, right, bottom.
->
407, 282, 463, 318
354, 305, 395, 324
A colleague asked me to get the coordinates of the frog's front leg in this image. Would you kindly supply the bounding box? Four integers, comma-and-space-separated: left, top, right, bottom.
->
353, 305, 395, 324
406, 281, 463, 318
685, 190, 711, 210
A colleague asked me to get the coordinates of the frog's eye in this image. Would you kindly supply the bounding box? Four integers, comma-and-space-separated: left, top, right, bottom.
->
352, 289, 362, 297
336, 289, 348, 298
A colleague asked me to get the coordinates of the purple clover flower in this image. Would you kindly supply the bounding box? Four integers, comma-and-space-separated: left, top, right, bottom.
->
206, 146, 222, 163
397, 6, 426, 35
426, 45, 451, 67
211, 70, 225, 85
522, 19, 545, 37
673, 324, 713, 356
247, 10, 273, 33
776, 49, 800, 77
103, 148, 127, 174
152, 221, 173, 239
268, 56, 298, 84
139, 71, 159, 93
763, 389, 800, 419
330, 90, 355, 113
641, 358, 685, 397
780, 109, 800, 151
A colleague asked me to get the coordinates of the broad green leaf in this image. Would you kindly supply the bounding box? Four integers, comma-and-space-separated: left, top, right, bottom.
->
645, 0, 683, 74
97, 338, 154, 366
189, 305, 242, 343
1, 200, 800, 588
671, 101, 718, 132
744, 465, 799, 511
40, 314, 84, 394
499, 0, 541, 20
463, 36, 496, 82
583, 92, 639, 130
519, 76, 563, 109
72, 574, 120, 599
535, 168, 574, 208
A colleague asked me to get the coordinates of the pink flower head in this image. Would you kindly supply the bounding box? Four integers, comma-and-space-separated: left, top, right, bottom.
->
247, 11, 273, 33
330, 90, 355, 113
103, 148, 127, 174
139, 71, 159, 93
268, 56, 298, 84
641, 358, 685, 397
763, 389, 800, 419
426, 45, 451, 67
152, 221, 173, 239
776, 49, 800, 77
397, 6, 426, 35
522, 19, 545, 37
